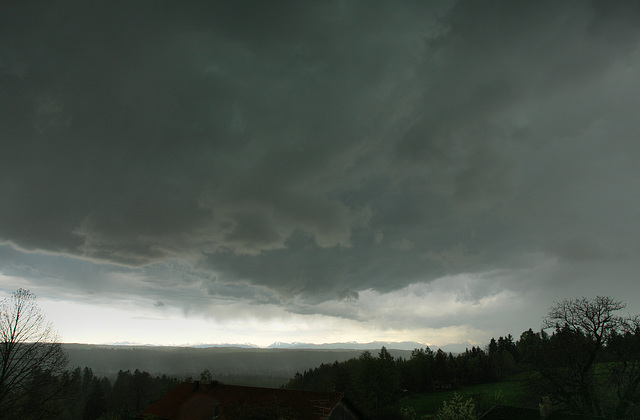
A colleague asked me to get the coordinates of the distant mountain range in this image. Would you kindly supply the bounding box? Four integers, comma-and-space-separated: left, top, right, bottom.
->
190, 343, 261, 349
99, 340, 477, 354
265, 341, 427, 350
185, 340, 475, 353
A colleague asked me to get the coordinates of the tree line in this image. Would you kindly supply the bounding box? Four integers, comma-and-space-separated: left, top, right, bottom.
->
285, 296, 640, 419
0, 289, 180, 419
2, 289, 640, 419
10, 366, 179, 420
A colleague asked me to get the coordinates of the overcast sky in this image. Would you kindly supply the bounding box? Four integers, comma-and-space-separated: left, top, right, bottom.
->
2, 1, 640, 348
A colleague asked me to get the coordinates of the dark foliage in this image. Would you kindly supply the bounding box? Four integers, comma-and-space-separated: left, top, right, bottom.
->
285, 297, 640, 419
4, 294, 640, 419
47, 367, 179, 420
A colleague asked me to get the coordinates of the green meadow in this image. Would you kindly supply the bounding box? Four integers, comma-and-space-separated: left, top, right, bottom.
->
396, 380, 525, 418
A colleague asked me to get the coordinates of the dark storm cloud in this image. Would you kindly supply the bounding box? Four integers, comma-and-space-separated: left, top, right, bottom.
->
2, 0, 640, 315
335, 288, 359, 303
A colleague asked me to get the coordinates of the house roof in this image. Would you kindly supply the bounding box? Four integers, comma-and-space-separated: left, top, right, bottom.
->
139, 381, 350, 420
479, 405, 612, 420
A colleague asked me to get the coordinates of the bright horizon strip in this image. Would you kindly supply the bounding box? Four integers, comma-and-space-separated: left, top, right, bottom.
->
3, 271, 537, 349
37, 298, 413, 347
36, 294, 487, 349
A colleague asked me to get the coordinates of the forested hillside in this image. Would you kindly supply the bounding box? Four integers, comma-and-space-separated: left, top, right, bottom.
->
285, 297, 640, 419
63, 344, 412, 386
3, 293, 639, 419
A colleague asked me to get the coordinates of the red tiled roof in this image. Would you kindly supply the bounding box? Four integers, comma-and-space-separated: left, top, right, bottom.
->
139, 382, 348, 420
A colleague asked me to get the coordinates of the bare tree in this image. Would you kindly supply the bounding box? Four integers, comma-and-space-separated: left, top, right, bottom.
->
0, 288, 68, 417
539, 296, 630, 417
543, 296, 626, 349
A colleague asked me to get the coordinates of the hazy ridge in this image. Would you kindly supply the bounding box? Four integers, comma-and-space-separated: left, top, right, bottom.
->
63, 343, 419, 387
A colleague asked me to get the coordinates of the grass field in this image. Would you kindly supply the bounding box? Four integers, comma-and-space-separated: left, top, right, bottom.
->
396, 380, 525, 418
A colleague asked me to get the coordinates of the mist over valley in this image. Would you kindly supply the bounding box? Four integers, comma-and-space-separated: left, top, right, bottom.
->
62, 342, 417, 387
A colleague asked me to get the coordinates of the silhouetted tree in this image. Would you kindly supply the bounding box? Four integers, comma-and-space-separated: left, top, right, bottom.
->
606, 317, 640, 419
457, 347, 489, 385
0, 289, 68, 418
497, 334, 518, 361
517, 328, 545, 366
536, 296, 631, 417
404, 348, 434, 392
110, 370, 136, 417
433, 349, 451, 389
487, 338, 498, 358
199, 368, 212, 384
83, 378, 107, 420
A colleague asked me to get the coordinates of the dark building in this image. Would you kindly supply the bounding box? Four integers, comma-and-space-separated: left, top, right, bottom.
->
139, 381, 365, 420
